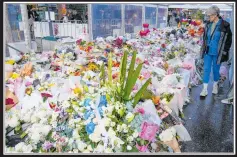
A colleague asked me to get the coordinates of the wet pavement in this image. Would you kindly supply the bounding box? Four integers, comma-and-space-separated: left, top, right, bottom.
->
181, 79, 234, 152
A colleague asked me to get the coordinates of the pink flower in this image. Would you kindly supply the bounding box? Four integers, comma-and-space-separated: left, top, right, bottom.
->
139, 122, 159, 141
142, 71, 151, 79
143, 23, 149, 28
136, 143, 148, 152
182, 63, 192, 70
160, 112, 169, 119
25, 81, 32, 86
167, 67, 174, 75
137, 107, 145, 115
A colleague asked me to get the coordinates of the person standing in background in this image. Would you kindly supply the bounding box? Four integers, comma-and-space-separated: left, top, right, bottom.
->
200, 5, 232, 96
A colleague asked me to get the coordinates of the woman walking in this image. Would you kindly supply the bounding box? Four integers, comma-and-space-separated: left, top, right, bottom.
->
200, 5, 232, 96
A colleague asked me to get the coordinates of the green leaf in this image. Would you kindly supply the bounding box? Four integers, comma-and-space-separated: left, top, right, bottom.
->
20, 132, 27, 139
108, 52, 113, 86
123, 51, 136, 98
100, 62, 105, 86
119, 51, 128, 92
124, 63, 143, 100
133, 78, 152, 106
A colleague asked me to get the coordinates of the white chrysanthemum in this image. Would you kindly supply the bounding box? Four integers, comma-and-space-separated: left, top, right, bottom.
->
132, 130, 139, 138
127, 145, 132, 151
14, 142, 25, 152
30, 115, 39, 123
159, 127, 176, 142
72, 129, 80, 139
127, 136, 133, 142
77, 140, 87, 152
41, 125, 52, 136
31, 132, 41, 143
39, 118, 48, 125
22, 144, 33, 153
8, 116, 20, 128
104, 147, 113, 153
73, 149, 79, 153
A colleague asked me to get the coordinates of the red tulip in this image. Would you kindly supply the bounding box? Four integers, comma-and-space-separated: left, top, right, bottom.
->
143, 23, 149, 28
139, 30, 147, 37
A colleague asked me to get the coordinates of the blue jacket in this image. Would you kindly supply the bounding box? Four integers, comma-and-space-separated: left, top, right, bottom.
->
201, 16, 232, 64
206, 19, 222, 55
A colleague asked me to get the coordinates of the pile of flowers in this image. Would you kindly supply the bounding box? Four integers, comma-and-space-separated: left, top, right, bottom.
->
4, 25, 202, 153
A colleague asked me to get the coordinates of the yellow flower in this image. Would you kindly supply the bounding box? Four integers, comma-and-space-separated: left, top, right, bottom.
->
11, 73, 20, 79
74, 87, 82, 95
6, 60, 15, 65
38, 87, 44, 91
48, 83, 55, 87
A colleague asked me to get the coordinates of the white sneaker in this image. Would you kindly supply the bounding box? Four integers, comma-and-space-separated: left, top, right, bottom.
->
212, 83, 218, 94
200, 88, 208, 97
221, 98, 233, 105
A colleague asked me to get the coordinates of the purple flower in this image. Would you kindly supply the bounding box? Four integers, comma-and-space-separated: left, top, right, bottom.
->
42, 141, 54, 150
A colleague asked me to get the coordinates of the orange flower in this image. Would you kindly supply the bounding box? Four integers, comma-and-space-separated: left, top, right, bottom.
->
152, 96, 160, 105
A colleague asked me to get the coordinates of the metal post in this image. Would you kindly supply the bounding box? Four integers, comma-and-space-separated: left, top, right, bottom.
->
156, 5, 158, 28
88, 4, 93, 41
142, 5, 145, 25
47, 4, 53, 36
20, 4, 32, 50
121, 4, 125, 36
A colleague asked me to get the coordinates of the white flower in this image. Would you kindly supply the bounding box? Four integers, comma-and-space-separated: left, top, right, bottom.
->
31, 115, 39, 123
14, 142, 25, 152
51, 112, 59, 121
87, 145, 93, 151
73, 149, 79, 153
22, 145, 33, 153
41, 125, 52, 136
108, 128, 116, 137
159, 127, 176, 142
31, 132, 41, 143
89, 132, 101, 143
37, 110, 47, 119
8, 116, 20, 128
110, 122, 116, 127
76, 140, 87, 152
72, 129, 80, 139
39, 118, 48, 124
132, 130, 139, 138
127, 136, 133, 142
127, 145, 132, 151
88, 86, 94, 94
95, 144, 104, 153
151, 143, 157, 150
105, 147, 113, 153
62, 101, 71, 108
121, 124, 127, 129
82, 149, 90, 153
116, 125, 122, 132
125, 112, 135, 123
